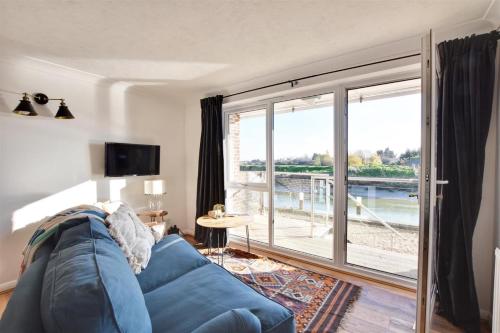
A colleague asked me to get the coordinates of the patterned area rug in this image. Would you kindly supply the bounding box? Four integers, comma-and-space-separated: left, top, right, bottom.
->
204, 248, 360, 332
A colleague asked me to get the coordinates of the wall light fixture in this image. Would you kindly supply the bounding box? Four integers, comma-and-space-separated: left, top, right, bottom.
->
11, 92, 75, 119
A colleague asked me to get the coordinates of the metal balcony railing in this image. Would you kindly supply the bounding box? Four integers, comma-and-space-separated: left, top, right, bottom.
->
274, 172, 418, 240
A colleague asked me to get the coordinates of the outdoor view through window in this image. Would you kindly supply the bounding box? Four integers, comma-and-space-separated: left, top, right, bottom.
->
347, 79, 421, 279
226, 78, 421, 279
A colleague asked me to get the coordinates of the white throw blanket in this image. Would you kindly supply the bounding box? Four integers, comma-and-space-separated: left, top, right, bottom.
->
106, 204, 159, 274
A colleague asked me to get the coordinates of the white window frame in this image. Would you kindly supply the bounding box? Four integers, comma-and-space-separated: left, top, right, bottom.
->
340, 74, 422, 286
223, 60, 422, 289
223, 103, 272, 245
224, 104, 269, 190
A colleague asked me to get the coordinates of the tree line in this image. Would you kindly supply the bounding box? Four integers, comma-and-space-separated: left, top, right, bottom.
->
240, 148, 420, 178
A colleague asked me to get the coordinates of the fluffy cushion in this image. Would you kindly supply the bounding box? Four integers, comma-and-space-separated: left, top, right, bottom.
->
41, 218, 152, 333
106, 204, 157, 273
94, 200, 123, 214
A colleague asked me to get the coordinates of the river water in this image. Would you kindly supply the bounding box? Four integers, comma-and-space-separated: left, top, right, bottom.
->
274, 185, 419, 226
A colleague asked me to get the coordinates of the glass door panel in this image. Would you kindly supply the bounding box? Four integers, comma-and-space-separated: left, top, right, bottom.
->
346, 79, 421, 278
226, 108, 269, 244
226, 188, 269, 244
273, 93, 334, 258
228, 109, 267, 184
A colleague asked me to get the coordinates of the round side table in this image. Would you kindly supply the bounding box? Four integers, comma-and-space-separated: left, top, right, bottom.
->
196, 215, 253, 266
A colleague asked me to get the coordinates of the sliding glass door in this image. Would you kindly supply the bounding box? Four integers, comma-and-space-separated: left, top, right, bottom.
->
345, 79, 421, 278
273, 93, 334, 258
224, 74, 422, 283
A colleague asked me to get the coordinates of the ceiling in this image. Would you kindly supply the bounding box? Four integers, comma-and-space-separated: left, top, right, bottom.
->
0, 0, 494, 94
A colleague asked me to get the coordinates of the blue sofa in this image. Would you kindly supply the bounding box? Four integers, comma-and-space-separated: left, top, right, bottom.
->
0, 216, 295, 333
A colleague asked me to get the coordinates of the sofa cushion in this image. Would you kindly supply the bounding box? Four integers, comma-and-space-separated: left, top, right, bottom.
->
192, 309, 262, 333
144, 263, 295, 333
53, 215, 113, 251
41, 218, 152, 333
0, 243, 53, 333
137, 234, 210, 293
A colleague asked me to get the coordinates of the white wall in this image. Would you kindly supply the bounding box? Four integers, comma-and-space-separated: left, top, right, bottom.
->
488, 0, 500, 253
183, 97, 203, 235
496, 45, 500, 253
0, 55, 186, 288
474, 102, 497, 319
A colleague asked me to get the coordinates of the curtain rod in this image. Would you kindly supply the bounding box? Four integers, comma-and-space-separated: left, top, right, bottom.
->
223, 52, 421, 99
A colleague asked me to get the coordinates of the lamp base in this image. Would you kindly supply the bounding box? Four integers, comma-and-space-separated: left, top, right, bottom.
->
146, 194, 164, 211
33, 93, 49, 105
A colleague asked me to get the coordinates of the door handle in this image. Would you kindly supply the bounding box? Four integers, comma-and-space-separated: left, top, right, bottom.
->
436, 180, 448, 201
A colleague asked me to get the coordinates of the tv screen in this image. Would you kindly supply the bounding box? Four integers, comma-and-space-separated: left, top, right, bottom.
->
105, 143, 160, 177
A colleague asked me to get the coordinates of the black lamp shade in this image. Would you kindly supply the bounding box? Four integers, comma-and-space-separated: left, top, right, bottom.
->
54, 101, 74, 119
13, 95, 38, 116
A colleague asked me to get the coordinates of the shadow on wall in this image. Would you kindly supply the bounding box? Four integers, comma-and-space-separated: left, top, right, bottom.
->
2, 180, 98, 281
6, 177, 131, 250
11, 180, 98, 233
8, 175, 142, 236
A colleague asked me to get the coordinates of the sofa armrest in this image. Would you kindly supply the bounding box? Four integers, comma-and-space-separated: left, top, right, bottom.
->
191, 308, 261, 333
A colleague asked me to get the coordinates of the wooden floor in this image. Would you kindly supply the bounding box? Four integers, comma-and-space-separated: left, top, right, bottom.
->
0, 290, 13, 317
228, 239, 418, 333
0, 236, 490, 332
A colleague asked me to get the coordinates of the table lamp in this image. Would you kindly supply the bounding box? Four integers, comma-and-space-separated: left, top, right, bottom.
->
144, 180, 166, 210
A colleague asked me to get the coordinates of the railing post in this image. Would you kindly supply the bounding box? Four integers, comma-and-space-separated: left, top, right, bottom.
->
259, 191, 264, 215
326, 178, 330, 223
356, 196, 362, 215
310, 176, 315, 238
299, 192, 304, 210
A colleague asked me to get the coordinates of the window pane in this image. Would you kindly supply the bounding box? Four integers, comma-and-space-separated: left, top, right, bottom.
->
346, 79, 421, 279
273, 93, 334, 259
228, 109, 267, 183
226, 188, 269, 244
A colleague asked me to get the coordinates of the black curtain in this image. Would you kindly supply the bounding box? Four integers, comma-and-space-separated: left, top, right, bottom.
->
195, 95, 227, 247
436, 31, 498, 332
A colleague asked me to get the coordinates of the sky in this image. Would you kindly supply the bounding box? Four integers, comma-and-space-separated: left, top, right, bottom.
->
237, 93, 421, 161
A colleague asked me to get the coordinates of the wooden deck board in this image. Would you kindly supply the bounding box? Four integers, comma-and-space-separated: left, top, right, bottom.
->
230, 214, 418, 278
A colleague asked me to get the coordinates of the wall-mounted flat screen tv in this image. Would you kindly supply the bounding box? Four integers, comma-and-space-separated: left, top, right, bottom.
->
105, 142, 160, 177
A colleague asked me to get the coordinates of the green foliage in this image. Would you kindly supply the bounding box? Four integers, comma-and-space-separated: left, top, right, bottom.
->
348, 165, 417, 178
240, 164, 333, 174
377, 147, 396, 159
240, 164, 417, 178
368, 154, 382, 165
348, 154, 363, 167
312, 155, 321, 166
400, 149, 420, 160
311, 151, 332, 166
320, 154, 333, 166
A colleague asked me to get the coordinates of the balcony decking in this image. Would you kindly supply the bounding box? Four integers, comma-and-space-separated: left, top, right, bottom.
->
230, 214, 418, 279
